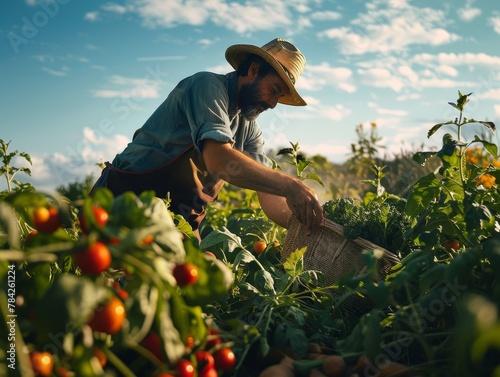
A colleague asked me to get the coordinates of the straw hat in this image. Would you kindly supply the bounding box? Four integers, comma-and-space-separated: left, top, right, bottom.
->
225, 38, 307, 106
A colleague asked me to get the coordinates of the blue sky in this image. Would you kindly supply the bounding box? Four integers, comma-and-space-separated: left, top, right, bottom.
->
1, 0, 500, 192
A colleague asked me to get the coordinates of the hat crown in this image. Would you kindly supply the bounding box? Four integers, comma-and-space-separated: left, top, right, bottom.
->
225, 37, 307, 106
260, 38, 306, 85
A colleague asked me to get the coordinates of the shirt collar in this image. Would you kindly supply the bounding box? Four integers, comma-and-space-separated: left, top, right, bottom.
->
226, 71, 239, 118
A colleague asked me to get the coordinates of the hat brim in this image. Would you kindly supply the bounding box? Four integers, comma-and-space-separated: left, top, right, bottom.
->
225, 44, 307, 106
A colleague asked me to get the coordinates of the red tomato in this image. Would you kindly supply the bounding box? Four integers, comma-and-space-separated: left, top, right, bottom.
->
156, 374, 176, 377
30, 351, 54, 376
141, 331, 164, 362
176, 359, 195, 377
88, 297, 126, 334
205, 327, 222, 350
24, 230, 39, 247
33, 207, 61, 234
173, 263, 199, 286
196, 350, 215, 372
93, 347, 107, 367
214, 347, 236, 371
79, 206, 109, 234
444, 239, 460, 251
73, 241, 111, 275
199, 367, 218, 377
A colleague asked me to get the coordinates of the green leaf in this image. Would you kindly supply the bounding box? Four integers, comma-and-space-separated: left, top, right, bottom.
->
479, 121, 496, 133
0, 201, 20, 249
157, 290, 187, 364
282, 247, 306, 277
427, 120, 455, 138
253, 269, 275, 295
361, 311, 382, 360
304, 172, 324, 186
405, 173, 441, 217
200, 226, 243, 250
34, 274, 108, 343
472, 136, 498, 158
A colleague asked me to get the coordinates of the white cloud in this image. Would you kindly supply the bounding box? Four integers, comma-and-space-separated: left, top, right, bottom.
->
99, 0, 308, 35
435, 65, 458, 77
477, 89, 500, 100
412, 52, 500, 68
299, 63, 353, 92
102, 3, 128, 14
457, 0, 481, 22
358, 67, 405, 92
41, 66, 69, 76
377, 107, 408, 116
318, 0, 460, 55
23, 129, 129, 191
84, 12, 100, 22
495, 104, 500, 117
92, 75, 162, 99
489, 15, 500, 34
310, 11, 342, 21
396, 93, 421, 101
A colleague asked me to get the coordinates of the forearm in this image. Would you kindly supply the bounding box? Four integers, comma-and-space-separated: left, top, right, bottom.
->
202, 140, 295, 196
202, 140, 324, 231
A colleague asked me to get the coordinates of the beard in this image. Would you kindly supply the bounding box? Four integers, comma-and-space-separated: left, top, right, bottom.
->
238, 80, 269, 121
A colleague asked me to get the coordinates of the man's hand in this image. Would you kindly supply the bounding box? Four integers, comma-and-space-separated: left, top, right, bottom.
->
284, 179, 324, 233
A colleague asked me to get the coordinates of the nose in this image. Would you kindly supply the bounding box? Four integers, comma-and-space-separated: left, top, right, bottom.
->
269, 97, 278, 109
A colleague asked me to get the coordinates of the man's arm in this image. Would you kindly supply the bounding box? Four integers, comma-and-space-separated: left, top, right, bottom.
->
202, 140, 323, 231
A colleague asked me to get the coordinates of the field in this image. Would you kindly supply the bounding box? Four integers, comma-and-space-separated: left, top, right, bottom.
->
1, 92, 499, 377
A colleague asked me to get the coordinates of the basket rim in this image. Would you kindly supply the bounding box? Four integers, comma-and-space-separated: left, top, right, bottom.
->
286, 215, 398, 259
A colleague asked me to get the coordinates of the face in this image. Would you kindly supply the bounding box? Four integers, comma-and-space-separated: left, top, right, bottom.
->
238, 73, 288, 121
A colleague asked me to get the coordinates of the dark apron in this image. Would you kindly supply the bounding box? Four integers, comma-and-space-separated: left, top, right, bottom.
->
90, 145, 224, 230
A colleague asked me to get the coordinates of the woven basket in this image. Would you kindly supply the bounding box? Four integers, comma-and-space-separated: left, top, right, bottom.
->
282, 216, 400, 311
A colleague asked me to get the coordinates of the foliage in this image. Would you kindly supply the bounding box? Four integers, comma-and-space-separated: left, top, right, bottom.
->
0, 139, 34, 196
1, 91, 500, 377
322, 195, 414, 257
276, 141, 324, 187
0, 187, 233, 376
56, 173, 96, 203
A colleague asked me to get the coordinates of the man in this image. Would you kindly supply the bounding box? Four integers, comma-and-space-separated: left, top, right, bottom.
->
91, 38, 324, 239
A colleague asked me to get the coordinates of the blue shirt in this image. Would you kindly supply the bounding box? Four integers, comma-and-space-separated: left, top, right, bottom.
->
112, 71, 272, 170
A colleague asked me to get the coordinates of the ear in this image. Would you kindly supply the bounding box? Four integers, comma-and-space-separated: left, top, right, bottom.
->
247, 62, 259, 81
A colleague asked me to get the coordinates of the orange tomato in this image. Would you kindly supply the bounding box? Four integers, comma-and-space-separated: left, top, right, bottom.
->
30, 351, 54, 376
93, 347, 107, 367
33, 207, 61, 234
88, 297, 126, 334
253, 241, 266, 255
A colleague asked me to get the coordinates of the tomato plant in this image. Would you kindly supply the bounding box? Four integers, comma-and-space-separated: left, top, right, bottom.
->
88, 297, 126, 334
73, 241, 112, 275
173, 262, 199, 286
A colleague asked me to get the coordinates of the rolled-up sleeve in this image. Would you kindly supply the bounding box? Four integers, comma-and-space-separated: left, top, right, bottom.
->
182, 75, 235, 151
